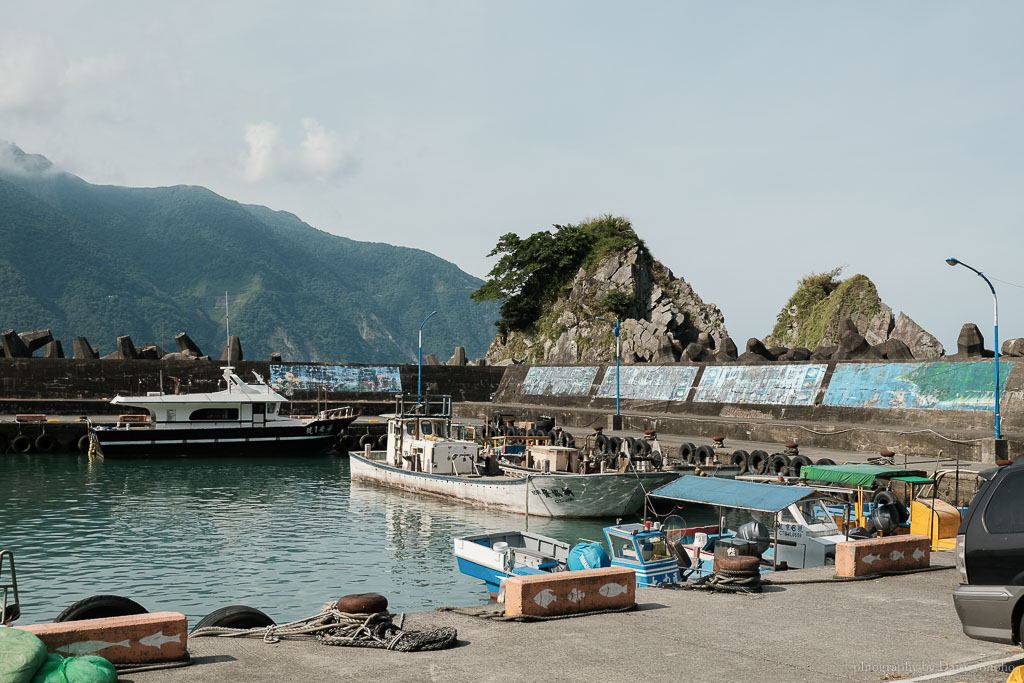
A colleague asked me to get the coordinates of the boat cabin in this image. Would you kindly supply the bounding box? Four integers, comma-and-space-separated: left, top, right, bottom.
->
383, 394, 488, 475
603, 523, 682, 586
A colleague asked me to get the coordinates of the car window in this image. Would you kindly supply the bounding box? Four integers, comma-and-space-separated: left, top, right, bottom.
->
983, 470, 1024, 533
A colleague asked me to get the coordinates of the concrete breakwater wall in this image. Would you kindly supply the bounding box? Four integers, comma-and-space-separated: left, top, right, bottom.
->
461, 360, 1023, 461
0, 359, 506, 452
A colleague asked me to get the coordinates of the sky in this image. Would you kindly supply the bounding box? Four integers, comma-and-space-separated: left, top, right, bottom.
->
2, 2, 1022, 352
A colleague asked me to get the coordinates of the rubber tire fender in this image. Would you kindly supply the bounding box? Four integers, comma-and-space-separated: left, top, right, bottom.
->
814, 458, 836, 467
729, 450, 749, 472
375, 434, 387, 450
638, 439, 652, 456
872, 490, 907, 524
11, 435, 31, 453
563, 433, 576, 448
55, 595, 148, 622
594, 434, 609, 454
192, 605, 276, 633
679, 443, 697, 464
34, 434, 56, 453
695, 445, 715, 465
608, 437, 622, 456
789, 455, 813, 477
650, 451, 664, 470
358, 433, 375, 448
768, 453, 790, 476
749, 450, 769, 474
76, 435, 90, 453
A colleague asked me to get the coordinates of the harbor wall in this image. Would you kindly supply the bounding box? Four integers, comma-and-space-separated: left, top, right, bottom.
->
458, 359, 1024, 461
0, 359, 506, 414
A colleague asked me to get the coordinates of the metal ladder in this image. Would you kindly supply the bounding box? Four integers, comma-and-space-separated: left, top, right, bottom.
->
0, 549, 20, 624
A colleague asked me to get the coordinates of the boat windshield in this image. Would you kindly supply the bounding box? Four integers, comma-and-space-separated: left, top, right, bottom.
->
797, 500, 836, 526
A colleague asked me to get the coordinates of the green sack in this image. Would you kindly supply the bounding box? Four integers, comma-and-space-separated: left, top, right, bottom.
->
0, 627, 48, 683
31, 655, 116, 683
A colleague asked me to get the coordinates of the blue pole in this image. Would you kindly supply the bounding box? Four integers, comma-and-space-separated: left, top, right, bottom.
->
946, 258, 1000, 439
614, 318, 621, 416
418, 310, 437, 399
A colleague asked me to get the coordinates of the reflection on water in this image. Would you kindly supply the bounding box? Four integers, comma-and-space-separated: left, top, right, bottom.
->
1, 454, 623, 624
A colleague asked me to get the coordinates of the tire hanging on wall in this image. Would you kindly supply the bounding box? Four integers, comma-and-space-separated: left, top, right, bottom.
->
11, 435, 31, 453
768, 453, 790, 476
730, 450, 749, 473
35, 434, 56, 454
789, 455, 813, 477
77, 435, 91, 453
679, 443, 697, 464
695, 445, 715, 465
748, 450, 769, 474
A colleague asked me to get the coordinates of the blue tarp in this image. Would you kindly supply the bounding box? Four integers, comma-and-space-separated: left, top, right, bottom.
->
649, 476, 817, 513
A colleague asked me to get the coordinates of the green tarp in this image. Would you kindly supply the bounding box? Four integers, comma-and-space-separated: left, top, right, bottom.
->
800, 464, 927, 488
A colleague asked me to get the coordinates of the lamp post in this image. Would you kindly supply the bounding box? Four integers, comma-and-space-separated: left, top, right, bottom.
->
595, 316, 621, 417
417, 310, 437, 399
945, 258, 1000, 439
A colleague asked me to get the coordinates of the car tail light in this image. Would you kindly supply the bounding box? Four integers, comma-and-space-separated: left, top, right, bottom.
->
955, 534, 968, 584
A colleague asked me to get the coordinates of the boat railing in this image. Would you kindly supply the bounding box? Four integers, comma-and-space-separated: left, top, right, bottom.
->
392, 394, 453, 420
0, 549, 20, 624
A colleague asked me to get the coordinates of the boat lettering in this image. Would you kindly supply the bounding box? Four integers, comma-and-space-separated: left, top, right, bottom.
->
779, 523, 804, 537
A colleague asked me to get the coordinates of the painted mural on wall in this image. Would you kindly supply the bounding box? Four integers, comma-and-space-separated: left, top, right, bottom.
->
270, 364, 403, 396
694, 364, 827, 406
823, 361, 1013, 411
596, 366, 698, 401
521, 366, 599, 396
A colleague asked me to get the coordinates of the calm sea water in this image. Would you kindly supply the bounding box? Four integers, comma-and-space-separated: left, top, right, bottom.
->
1, 454, 628, 624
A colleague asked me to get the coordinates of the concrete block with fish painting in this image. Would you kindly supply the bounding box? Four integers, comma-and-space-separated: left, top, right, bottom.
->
16, 611, 188, 664
503, 566, 635, 617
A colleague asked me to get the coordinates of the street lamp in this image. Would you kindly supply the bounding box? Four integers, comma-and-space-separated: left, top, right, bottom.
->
595, 316, 621, 416
417, 310, 437, 399
945, 257, 1001, 439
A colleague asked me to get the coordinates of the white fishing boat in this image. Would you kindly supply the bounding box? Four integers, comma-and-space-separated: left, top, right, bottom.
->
90, 366, 357, 457
347, 395, 679, 518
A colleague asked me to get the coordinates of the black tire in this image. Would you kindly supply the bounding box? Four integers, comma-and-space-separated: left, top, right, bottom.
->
594, 434, 609, 454
35, 434, 56, 453
628, 439, 645, 458
11, 435, 30, 453
650, 451, 664, 469
192, 605, 275, 633
564, 433, 575, 448
55, 595, 148, 622
77, 435, 91, 453
695, 445, 715, 465
375, 434, 387, 449
814, 458, 836, 467
749, 450, 769, 474
358, 433, 375, 449
639, 440, 652, 456
873, 489, 898, 507
768, 453, 790, 476
546, 429, 557, 444
623, 437, 637, 454
847, 526, 872, 540
730, 450, 749, 473
789, 455, 813, 477
679, 443, 697, 464
608, 437, 622, 456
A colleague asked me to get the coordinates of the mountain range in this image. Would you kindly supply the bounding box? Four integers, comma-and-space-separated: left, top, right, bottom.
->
0, 143, 498, 362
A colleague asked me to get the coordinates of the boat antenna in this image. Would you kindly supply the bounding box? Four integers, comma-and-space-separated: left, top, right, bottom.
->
225, 291, 230, 350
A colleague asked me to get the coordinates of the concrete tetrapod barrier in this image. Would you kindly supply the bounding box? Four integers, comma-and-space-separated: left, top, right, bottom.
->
503, 566, 636, 618
835, 535, 931, 578
16, 611, 188, 664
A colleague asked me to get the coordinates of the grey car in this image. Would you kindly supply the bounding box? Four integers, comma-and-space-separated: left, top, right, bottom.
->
952, 460, 1024, 644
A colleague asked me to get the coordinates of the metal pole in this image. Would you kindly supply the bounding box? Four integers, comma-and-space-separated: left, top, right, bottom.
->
610, 319, 618, 417
946, 258, 1001, 438
525, 475, 530, 529
417, 310, 437, 400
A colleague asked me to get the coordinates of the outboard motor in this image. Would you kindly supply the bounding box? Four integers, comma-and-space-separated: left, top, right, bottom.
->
736, 520, 771, 557
870, 503, 903, 534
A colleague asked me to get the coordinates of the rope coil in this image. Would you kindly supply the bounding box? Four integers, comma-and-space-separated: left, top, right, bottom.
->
190, 601, 457, 652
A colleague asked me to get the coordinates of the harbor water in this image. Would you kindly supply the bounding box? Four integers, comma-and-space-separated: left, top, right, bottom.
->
2, 453, 634, 624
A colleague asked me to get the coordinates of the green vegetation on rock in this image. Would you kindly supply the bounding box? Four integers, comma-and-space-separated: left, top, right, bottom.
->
471, 215, 644, 334
767, 268, 882, 349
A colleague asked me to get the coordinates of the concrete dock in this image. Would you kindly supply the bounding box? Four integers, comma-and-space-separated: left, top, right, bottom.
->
128, 556, 1022, 683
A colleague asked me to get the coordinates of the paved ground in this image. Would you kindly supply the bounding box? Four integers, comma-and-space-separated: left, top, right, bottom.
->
127, 556, 1021, 683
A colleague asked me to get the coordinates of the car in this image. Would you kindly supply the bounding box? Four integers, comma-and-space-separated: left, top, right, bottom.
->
952, 460, 1024, 645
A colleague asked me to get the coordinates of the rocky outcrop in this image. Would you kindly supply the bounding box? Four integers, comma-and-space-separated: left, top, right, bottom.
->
485, 246, 727, 364
766, 272, 943, 360
1002, 338, 1024, 357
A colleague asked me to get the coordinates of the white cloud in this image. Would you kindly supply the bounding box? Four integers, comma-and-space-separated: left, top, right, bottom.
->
0, 42, 60, 113
300, 118, 348, 181
242, 122, 279, 182
61, 54, 127, 87
241, 118, 354, 184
